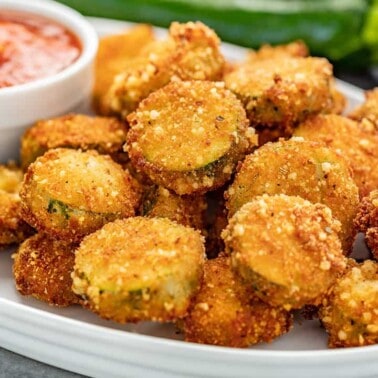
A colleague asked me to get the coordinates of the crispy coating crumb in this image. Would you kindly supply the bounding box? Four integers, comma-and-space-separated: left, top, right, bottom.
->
246, 40, 309, 62
222, 194, 347, 310
183, 254, 293, 347
0, 164, 34, 247
126, 80, 256, 195
330, 82, 347, 115
20, 114, 128, 170
20, 148, 141, 243
13, 233, 79, 306
72, 217, 205, 323
105, 21, 225, 117
140, 185, 207, 231
224, 56, 333, 134
320, 260, 378, 347
294, 114, 378, 198
93, 24, 155, 114
354, 190, 378, 258
349, 88, 378, 130
225, 137, 359, 253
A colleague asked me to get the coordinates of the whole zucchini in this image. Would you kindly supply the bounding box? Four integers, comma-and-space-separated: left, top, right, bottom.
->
57, 0, 377, 65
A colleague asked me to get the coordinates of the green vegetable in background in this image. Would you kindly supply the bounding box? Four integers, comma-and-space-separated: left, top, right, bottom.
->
57, 0, 378, 68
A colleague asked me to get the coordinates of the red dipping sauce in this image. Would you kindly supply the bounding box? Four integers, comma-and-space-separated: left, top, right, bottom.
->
0, 11, 81, 88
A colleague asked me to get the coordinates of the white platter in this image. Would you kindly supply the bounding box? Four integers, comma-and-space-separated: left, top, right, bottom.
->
0, 16, 375, 378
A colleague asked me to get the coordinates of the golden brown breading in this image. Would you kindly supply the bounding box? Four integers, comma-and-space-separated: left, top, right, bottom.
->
93, 24, 155, 114
320, 260, 378, 347
225, 137, 359, 253
183, 254, 293, 347
246, 40, 309, 62
0, 164, 33, 247
72, 217, 205, 323
104, 21, 225, 117
13, 233, 79, 306
20, 148, 141, 243
126, 80, 256, 195
222, 194, 347, 310
0, 164, 23, 193
0, 191, 34, 247
354, 190, 378, 258
349, 88, 378, 130
294, 114, 378, 198
20, 114, 128, 169
140, 185, 207, 231
224, 56, 333, 142
330, 82, 347, 115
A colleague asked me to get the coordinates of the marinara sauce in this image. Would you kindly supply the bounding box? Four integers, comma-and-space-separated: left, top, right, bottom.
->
0, 11, 81, 88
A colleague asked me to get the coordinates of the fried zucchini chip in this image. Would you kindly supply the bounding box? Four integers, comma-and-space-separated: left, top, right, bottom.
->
13, 233, 79, 306
224, 56, 333, 144
183, 254, 293, 347
0, 164, 33, 247
354, 190, 378, 259
320, 260, 378, 347
140, 185, 207, 231
349, 88, 378, 130
72, 217, 205, 323
222, 194, 346, 310
127, 80, 256, 195
225, 137, 359, 253
20, 114, 128, 169
294, 114, 378, 198
20, 148, 141, 243
105, 21, 225, 117
94, 24, 155, 113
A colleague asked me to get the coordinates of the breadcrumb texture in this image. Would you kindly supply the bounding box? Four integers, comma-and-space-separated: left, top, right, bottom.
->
225, 137, 359, 253
72, 217, 205, 323
105, 21, 225, 117
93, 24, 155, 114
349, 88, 378, 130
0, 164, 34, 247
295, 114, 378, 198
21, 114, 128, 169
13, 233, 79, 306
320, 260, 378, 348
222, 194, 346, 310
224, 56, 333, 131
183, 254, 293, 347
354, 190, 378, 259
127, 80, 255, 195
20, 148, 141, 243
140, 185, 207, 231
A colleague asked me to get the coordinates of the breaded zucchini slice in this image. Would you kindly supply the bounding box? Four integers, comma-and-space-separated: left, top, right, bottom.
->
0, 191, 34, 247
0, 164, 33, 247
126, 80, 256, 195
294, 114, 378, 198
105, 21, 225, 117
245, 40, 309, 62
349, 88, 378, 130
222, 194, 347, 310
20, 114, 128, 169
225, 137, 359, 253
224, 56, 333, 130
140, 185, 207, 231
0, 164, 23, 193
72, 217, 205, 323
93, 24, 155, 114
354, 190, 378, 259
20, 148, 141, 243
320, 260, 378, 347
183, 254, 293, 347
13, 233, 79, 306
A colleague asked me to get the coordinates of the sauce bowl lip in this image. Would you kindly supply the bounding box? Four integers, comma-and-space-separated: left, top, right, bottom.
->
0, 0, 98, 96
